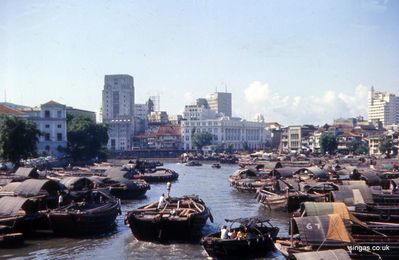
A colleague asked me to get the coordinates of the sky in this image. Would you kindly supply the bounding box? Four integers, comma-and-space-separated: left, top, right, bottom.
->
1, 0, 398, 125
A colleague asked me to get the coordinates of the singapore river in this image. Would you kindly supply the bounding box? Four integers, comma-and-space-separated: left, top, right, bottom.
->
1, 161, 289, 260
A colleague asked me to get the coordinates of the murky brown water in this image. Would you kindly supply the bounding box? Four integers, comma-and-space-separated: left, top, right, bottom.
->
1, 162, 289, 259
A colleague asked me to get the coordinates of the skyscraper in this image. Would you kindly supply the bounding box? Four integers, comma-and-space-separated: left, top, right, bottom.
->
207, 92, 232, 117
102, 74, 135, 151
368, 87, 399, 127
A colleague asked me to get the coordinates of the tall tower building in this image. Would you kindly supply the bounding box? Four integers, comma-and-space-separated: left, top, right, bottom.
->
207, 92, 232, 117
368, 87, 399, 127
102, 74, 135, 151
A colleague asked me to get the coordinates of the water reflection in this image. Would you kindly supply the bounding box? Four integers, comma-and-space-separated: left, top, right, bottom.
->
2, 162, 289, 259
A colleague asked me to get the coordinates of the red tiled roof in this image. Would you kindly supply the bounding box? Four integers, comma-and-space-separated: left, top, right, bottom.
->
42, 100, 63, 106
0, 104, 24, 116
157, 126, 181, 136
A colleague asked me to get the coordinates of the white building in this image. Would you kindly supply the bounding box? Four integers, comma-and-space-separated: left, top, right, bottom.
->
23, 101, 67, 157
102, 74, 135, 151
181, 117, 265, 150
207, 92, 232, 117
368, 87, 399, 127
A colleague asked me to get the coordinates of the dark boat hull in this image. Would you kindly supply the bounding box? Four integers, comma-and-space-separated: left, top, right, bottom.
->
48, 202, 120, 236
126, 211, 209, 242
202, 236, 276, 258
110, 187, 148, 199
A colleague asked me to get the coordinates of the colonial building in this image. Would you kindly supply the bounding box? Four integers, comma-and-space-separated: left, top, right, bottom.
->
22, 101, 67, 157
280, 125, 316, 152
102, 74, 135, 151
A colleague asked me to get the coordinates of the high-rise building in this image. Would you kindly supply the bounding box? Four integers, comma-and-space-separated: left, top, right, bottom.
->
102, 74, 135, 151
207, 92, 232, 117
368, 87, 399, 127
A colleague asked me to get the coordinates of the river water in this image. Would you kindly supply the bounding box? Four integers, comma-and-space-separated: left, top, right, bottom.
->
2, 161, 290, 260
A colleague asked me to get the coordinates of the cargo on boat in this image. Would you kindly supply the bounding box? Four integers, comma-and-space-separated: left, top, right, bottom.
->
201, 217, 279, 258
125, 195, 212, 242
47, 190, 121, 236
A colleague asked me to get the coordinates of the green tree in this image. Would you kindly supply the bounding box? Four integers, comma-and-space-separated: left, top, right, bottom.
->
320, 133, 337, 154
348, 140, 368, 155
67, 116, 108, 162
379, 136, 398, 158
0, 115, 40, 166
192, 131, 213, 151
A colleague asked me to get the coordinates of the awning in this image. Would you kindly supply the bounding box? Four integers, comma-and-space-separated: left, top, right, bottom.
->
0, 196, 35, 216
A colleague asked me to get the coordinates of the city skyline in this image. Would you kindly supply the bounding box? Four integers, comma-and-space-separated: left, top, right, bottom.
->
1, 0, 399, 125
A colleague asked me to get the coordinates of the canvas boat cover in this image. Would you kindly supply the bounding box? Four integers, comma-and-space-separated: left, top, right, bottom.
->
1, 182, 22, 193
15, 167, 38, 178
293, 249, 351, 260
60, 177, 93, 190
303, 166, 327, 179
14, 179, 61, 197
271, 167, 304, 178
292, 214, 352, 246
332, 182, 373, 205
0, 196, 34, 217
105, 167, 133, 179
303, 202, 350, 221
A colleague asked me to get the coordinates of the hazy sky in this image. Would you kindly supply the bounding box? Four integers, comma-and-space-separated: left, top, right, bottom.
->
1, 0, 398, 125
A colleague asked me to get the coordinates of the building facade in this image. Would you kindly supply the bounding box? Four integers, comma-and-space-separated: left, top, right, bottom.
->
368, 87, 399, 127
207, 92, 232, 117
66, 107, 96, 122
102, 74, 135, 151
23, 101, 67, 157
181, 117, 265, 150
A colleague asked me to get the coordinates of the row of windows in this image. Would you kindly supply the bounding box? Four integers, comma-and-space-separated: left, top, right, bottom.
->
44, 110, 63, 118
43, 133, 63, 141
45, 124, 63, 128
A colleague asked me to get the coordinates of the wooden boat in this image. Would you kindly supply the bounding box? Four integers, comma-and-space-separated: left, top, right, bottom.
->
0, 225, 24, 248
107, 178, 150, 199
229, 168, 272, 193
47, 190, 121, 236
275, 214, 399, 259
134, 168, 179, 183
125, 195, 212, 242
211, 163, 221, 169
185, 161, 202, 167
201, 217, 279, 258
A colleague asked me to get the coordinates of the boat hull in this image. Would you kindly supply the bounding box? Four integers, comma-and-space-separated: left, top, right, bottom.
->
126, 211, 209, 242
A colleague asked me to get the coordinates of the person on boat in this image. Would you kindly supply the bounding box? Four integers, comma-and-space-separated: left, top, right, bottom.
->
58, 191, 63, 208
220, 225, 228, 239
228, 228, 237, 239
157, 193, 166, 210
236, 226, 247, 240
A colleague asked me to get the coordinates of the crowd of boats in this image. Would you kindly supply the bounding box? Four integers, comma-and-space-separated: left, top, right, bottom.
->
0, 159, 178, 246
1, 154, 399, 259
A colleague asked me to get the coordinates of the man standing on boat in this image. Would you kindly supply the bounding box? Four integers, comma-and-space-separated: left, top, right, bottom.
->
220, 225, 228, 239
157, 193, 166, 210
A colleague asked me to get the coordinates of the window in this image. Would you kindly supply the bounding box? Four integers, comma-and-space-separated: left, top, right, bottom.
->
44, 133, 50, 141
45, 124, 50, 128
57, 111, 62, 118
57, 124, 62, 128
44, 110, 50, 118
57, 133, 62, 141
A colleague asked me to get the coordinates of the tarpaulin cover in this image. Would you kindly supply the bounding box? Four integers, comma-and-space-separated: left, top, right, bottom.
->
293, 214, 352, 246
14, 179, 61, 197
293, 249, 351, 260
0, 196, 33, 216
303, 202, 350, 220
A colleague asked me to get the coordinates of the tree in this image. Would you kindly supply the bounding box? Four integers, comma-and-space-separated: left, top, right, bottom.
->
67, 116, 108, 162
348, 140, 368, 155
192, 131, 213, 151
0, 115, 40, 166
379, 136, 398, 158
320, 133, 337, 154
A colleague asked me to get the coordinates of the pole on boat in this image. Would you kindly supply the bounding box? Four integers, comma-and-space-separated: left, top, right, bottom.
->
167, 182, 172, 197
